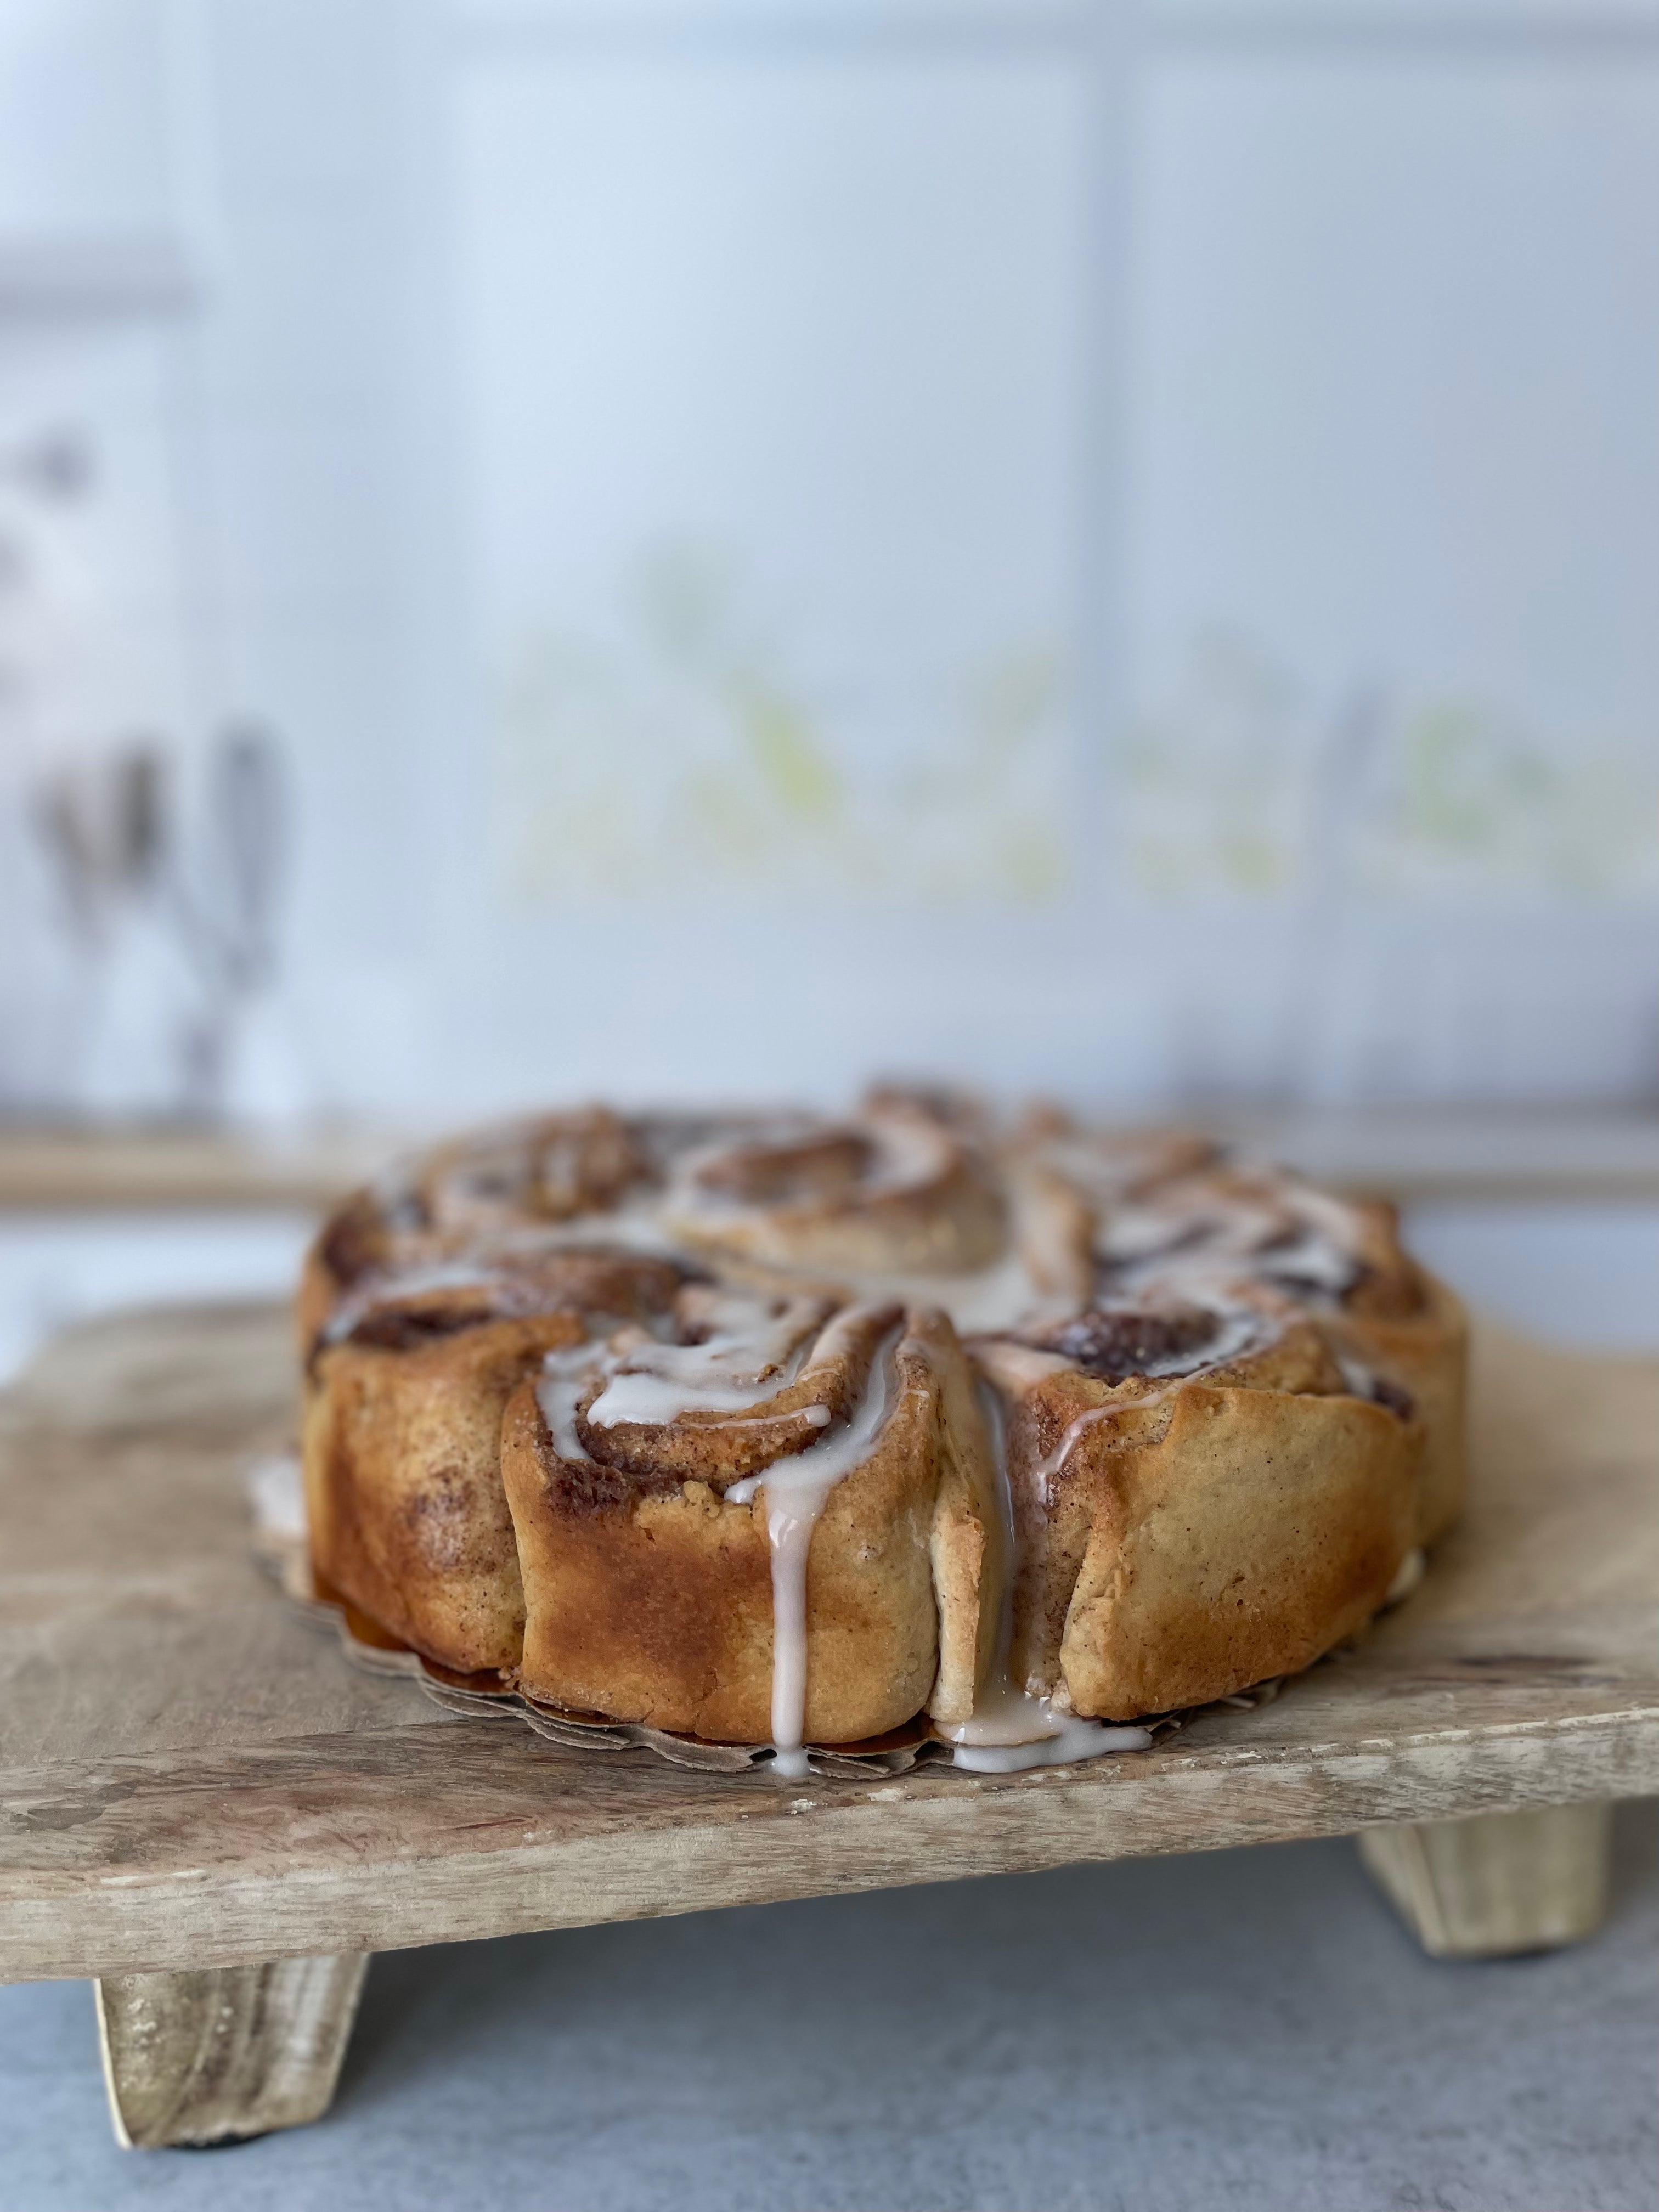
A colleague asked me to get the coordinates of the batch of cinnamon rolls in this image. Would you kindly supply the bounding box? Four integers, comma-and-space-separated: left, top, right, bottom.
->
299, 1090, 1466, 1777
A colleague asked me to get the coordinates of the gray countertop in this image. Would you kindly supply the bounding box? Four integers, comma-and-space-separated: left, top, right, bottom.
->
4, 1805, 1655, 2211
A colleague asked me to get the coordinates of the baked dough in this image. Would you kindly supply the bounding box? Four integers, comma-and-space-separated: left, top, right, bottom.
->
1007, 1125, 1466, 1542
301, 1249, 689, 1672
499, 1299, 998, 1745
661, 1098, 1007, 1276
298, 1093, 1458, 1752
970, 1287, 1420, 1719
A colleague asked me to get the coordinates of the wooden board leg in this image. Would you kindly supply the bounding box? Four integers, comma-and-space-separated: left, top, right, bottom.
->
94, 1954, 369, 2149
1357, 1803, 1612, 1959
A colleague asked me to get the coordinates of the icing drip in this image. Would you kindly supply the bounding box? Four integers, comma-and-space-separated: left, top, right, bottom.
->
939, 1381, 1156, 1773
949, 1695, 1152, 1774
726, 1328, 901, 1780
535, 1338, 615, 1463
535, 1301, 899, 1778
1034, 1297, 1277, 1386
1029, 1402, 1134, 1491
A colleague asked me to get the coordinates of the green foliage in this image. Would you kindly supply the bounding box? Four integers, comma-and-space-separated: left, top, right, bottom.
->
494, 539, 1069, 905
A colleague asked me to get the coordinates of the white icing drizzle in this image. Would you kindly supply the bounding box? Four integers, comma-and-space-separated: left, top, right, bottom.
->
1139, 1299, 1278, 1377
535, 1338, 615, 1463
1041, 1135, 1184, 1204
1336, 1351, 1381, 1402
1029, 1401, 1138, 1492
481, 1190, 681, 1259
836, 1249, 1056, 1339
949, 1699, 1153, 1774
857, 1109, 959, 1197
938, 1381, 1157, 1773
320, 1197, 682, 1346
726, 1327, 902, 1780
1098, 1177, 1368, 1306
532, 1295, 820, 1457
584, 1294, 821, 1430
533, 1300, 900, 1779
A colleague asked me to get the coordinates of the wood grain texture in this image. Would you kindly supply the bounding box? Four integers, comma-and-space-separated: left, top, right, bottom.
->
1357, 1804, 1612, 1957
96, 1953, 367, 2147
2, 1304, 1656, 1983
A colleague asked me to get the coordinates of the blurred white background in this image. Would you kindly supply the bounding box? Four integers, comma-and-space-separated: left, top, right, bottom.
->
0, 0, 1655, 1128
0, 0, 1656, 1374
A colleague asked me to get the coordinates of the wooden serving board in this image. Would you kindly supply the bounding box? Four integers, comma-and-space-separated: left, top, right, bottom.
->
2, 1302, 1656, 1986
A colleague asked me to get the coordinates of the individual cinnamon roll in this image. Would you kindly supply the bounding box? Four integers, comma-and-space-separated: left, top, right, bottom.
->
498, 1290, 1001, 1767
1004, 1115, 1220, 1306
661, 1100, 1007, 1278
417, 1107, 650, 1232
301, 1247, 692, 1674
1011, 1140, 1466, 1544
297, 1107, 656, 1349
964, 1283, 1421, 1724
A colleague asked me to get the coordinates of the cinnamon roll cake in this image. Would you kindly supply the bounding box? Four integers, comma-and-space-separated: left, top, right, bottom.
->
300, 1094, 1464, 1773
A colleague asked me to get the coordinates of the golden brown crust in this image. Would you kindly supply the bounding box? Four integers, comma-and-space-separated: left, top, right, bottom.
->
501, 1308, 992, 1742
297, 1097, 1465, 1744
300, 1249, 701, 1673
1314, 1265, 1468, 1544
918, 1306, 1006, 1728
1058, 1384, 1418, 1718
969, 1293, 1420, 1717
303, 1312, 580, 1674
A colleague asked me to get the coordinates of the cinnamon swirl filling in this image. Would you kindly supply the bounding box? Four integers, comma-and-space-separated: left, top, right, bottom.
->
663, 1102, 1007, 1277
501, 1295, 992, 1767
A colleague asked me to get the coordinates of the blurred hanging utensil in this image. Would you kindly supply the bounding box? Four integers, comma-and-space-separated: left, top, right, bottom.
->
203, 720, 287, 992
30, 743, 169, 939
24, 729, 295, 1121
171, 721, 296, 1120
37, 742, 201, 1119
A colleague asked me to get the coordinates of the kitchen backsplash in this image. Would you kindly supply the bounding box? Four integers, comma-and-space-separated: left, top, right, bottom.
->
1, 0, 1655, 1122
